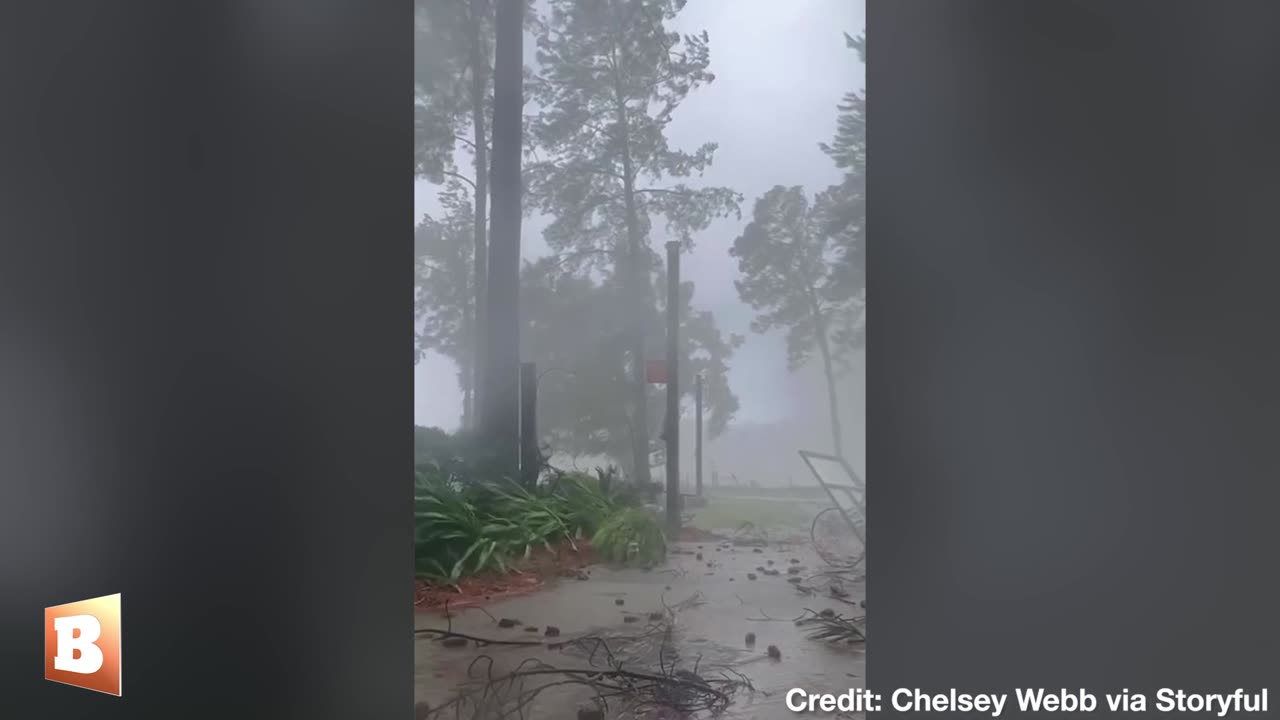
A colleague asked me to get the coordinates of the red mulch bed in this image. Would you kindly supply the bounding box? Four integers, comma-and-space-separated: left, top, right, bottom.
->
414, 540, 595, 613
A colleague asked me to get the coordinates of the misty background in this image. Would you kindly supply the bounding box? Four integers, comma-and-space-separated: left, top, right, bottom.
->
415, 0, 866, 485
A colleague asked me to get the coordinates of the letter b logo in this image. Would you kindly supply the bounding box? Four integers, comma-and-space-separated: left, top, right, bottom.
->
53, 615, 104, 673
44, 594, 122, 696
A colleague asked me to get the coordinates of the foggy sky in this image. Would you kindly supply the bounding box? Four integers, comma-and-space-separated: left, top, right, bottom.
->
415, 0, 866, 473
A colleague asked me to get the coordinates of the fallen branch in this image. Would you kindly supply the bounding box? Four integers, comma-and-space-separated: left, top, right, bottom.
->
424, 634, 751, 720
746, 608, 815, 623
414, 628, 544, 647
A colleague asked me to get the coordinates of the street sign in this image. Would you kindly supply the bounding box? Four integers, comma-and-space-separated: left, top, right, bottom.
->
645, 359, 668, 384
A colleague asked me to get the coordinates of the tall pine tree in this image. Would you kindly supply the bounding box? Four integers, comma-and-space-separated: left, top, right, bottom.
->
414, 0, 536, 428
731, 185, 853, 459
527, 0, 739, 483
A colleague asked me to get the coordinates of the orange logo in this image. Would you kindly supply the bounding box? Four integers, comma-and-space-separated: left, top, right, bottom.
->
44, 593, 122, 696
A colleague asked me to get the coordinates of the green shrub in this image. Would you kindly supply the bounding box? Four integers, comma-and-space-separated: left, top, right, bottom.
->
592, 508, 667, 566
414, 475, 572, 579
415, 471, 621, 586
415, 475, 525, 584
486, 480, 579, 549
550, 473, 616, 536
594, 465, 648, 509
415, 445, 664, 584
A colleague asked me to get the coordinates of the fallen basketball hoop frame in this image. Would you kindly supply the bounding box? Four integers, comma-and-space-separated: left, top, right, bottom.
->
798, 449, 866, 552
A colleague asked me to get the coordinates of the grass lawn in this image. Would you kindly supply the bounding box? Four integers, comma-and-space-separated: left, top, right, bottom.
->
686, 496, 819, 532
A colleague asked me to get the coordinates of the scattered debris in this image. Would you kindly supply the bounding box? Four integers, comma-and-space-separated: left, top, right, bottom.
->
418, 526, 864, 718
423, 627, 752, 719
797, 611, 867, 644
732, 522, 770, 547
666, 591, 708, 613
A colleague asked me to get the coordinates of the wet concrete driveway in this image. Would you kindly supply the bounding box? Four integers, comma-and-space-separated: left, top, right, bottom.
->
416, 539, 865, 719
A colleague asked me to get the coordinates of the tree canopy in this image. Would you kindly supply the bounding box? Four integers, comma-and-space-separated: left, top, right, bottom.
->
414, 215, 741, 467
731, 184, 856, 456
527, 0, 739, 267
414, 183, 479, 426
522, 258, 740, 466
732, 187, 850, 370
817, 31, 866, 334
413, 0, 474, 182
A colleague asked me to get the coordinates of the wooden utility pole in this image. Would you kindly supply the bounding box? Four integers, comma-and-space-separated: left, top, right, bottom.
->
664, 241, 681, 535
695, 374, 703, 497
479, 0, 524, 478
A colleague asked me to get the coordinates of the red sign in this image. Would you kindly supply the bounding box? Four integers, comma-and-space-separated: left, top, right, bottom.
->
645, 360, 668, 384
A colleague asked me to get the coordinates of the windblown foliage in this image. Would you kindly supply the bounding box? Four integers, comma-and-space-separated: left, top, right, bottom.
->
592, 508, 667, 566
817, 31, 867, 347
413, 432, 650, 584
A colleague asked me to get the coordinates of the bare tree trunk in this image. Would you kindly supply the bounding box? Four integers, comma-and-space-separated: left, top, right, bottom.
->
611, 43, 652, 490
461, 307, 475, 430
479, 0, 523, 477
619, 128, 652, 490
815, 318, 845, 459
468, 0, 489, 426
